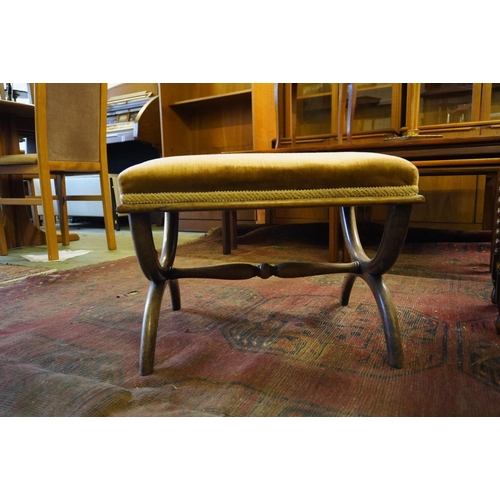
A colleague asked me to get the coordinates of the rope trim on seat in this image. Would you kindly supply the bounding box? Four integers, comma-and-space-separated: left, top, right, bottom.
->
121, 185, 419, 206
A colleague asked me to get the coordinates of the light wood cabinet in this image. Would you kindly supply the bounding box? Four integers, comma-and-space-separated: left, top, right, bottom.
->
278, 83, 403, 146
158, 83, 275, 231
405, 83, 495, 229
410, 175, 486, 230
351, 83, 403, 137
276, 82, 500, 230
157, 83, 500, 232
480, 83, 500, 136
279, 83, 500, 144
405, 83, 482, 138
274, 83, 404, 225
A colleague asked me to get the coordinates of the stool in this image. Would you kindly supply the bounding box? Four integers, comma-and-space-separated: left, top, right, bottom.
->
117, 152, 425, 375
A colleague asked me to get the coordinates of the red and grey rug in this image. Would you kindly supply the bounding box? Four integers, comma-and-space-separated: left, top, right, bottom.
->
1, 224, 498, 416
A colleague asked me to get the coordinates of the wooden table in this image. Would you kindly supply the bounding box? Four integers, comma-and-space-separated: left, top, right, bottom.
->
0, 99, 79, 250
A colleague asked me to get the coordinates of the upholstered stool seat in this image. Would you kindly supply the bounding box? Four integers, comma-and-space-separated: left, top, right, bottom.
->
118, 152, 422, 212
117, 152, 424, 375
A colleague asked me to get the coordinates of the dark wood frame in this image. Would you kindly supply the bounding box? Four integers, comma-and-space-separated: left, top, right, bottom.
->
128, 203, 414, 376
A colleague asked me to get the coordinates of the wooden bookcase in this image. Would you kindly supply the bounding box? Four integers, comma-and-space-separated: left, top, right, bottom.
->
158, 83, 275, 231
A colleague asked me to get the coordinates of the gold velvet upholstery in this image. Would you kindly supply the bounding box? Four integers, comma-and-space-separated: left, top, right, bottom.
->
118, 152, 422, 212
117, 151, 424, 375
0, 83, 116, 261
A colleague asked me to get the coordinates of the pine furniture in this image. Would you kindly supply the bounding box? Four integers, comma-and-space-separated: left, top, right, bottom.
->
0, 84, 116, 260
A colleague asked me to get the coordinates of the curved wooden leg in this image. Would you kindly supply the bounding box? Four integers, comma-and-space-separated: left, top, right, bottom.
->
129, 211, 181, 375
361, 274, 403, 368
168, 279, 181, 311
129, 213, 165, 282
341, 204, 412, 275
339, 204, 409, 368
140, 281, 167, 375
341, 273, 403, 368
162, 212, 181, 312
340, 273, 357, 306
160, 211, 179, 270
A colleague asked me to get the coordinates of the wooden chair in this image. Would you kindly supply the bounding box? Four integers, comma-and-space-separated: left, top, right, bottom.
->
0, 83, 117, 260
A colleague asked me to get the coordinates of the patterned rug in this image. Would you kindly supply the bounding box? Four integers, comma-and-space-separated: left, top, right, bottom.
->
0, 263, 57, 287
1, 223, 499, 416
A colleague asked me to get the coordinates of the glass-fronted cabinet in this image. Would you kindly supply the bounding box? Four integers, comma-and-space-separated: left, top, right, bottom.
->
419, 83, 479, 125
406, 83, 483, 137
351, 83, 402, 136
275, 82, 500, 231
484, 83, 500, 120
281, 83, 500, 143
278, 83, 403, 146
295, 83, 336, 138
479, 83, 500, 137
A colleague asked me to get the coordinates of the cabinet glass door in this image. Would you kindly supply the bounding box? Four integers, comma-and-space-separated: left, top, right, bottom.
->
290, 83, 401, 142
352, 83, 398, 134
296, 83, 334, 137
486, 83, 500, 120
418, 83, 477, 126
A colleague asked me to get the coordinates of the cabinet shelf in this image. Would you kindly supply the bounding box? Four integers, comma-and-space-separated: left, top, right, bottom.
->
420, 84, 473, 98
297, 92, 332, 101
170, 89, 252, 111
